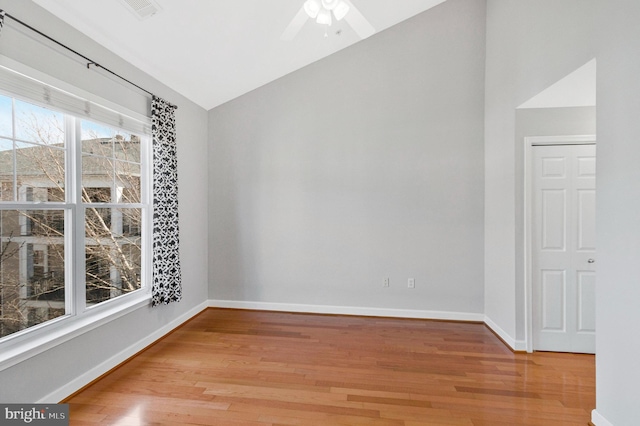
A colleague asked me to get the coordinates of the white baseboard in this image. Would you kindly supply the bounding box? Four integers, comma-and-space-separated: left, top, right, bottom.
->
484, 315, 527, 351
592, 409, 614, 426
208, 299, 485, 322
38, 301, 209, 403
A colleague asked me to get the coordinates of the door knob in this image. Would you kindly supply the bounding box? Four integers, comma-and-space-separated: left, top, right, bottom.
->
588, 259, 595, 263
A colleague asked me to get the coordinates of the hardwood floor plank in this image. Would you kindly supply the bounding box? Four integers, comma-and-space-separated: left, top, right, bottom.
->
64, 308, 595, 425
218, 396, 382, 418
346, 395, 433, 408
454, 386, 542, 399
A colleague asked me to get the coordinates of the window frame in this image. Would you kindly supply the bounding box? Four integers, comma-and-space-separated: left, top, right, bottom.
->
0, 57, 153, 372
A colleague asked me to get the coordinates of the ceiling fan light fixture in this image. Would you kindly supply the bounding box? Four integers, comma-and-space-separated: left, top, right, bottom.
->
333, 0, 350, 21
304, 0, 321, 18
321, 0, 340, 10
316, 8, 332, 26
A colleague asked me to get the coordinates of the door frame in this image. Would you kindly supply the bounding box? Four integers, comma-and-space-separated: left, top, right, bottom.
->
523, 135, 596, 353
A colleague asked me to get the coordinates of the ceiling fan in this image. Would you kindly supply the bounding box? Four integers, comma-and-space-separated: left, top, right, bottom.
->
281, 0, 375, 41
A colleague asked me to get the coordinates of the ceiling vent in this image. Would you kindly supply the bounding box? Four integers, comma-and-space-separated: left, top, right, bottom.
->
119, 0, 162, 20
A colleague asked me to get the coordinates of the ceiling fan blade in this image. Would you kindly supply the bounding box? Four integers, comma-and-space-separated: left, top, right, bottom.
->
343, 0, 375, 39
281, 6, 309, 41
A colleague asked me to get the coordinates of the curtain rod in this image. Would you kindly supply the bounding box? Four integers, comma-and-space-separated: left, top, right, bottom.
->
4, 11, 177, 110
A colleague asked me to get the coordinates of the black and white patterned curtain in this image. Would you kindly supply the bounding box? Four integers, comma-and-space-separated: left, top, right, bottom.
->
151, 96, 182, 306
0, 10, 6, 36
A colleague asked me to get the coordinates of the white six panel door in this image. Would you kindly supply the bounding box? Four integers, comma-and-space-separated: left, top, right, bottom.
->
532, 144, 596, 353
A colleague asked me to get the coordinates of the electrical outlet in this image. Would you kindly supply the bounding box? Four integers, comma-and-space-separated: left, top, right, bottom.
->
383, 278, 390, 288
408, 278, 415, 288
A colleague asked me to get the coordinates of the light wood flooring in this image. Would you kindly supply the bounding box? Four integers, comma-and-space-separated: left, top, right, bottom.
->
65, 308, 595, 425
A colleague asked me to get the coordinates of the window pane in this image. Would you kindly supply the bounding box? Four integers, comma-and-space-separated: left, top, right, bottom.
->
0, 209, 66, 339
0, 138, 14, 201
83, 187, 111, 204
116, 161, 141, 203
14, 100, 64, 146
82, 135, 113, 158
82, 121, 142, 205
85, 207, 112, 237
81, 121, 138, 160
115, 134, 141, 163
82, 157, 141, 204
0, 95, 12, 138
120, 208, 142, 237
81, 120, 132, 161
15, 142, 65, 202
85, 207, 141, 306
82, 154, 113, 203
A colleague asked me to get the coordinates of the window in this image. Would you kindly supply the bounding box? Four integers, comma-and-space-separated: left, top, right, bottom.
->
0, 72, 151, 343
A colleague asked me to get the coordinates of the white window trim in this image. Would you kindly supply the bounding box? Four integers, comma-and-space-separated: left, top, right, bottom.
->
0, 291, 150, 371
0, 57, 153, 371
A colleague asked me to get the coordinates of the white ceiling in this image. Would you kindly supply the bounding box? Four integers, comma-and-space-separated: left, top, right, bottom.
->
32, 0, 446, 110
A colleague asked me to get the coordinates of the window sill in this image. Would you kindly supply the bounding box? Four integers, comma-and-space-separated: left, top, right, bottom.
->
0, 291, 151, 372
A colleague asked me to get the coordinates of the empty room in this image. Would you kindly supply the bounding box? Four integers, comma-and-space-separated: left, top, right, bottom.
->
0, 0, 638, 425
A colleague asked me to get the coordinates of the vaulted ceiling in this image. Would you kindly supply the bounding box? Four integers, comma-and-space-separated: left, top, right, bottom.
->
32, 0, 447, 110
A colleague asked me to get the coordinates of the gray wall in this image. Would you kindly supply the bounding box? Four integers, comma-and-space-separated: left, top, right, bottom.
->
0, 0, 209, 402
594, 0, 640, 423
484, 0, 596, 344
209, 0, 486, 315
